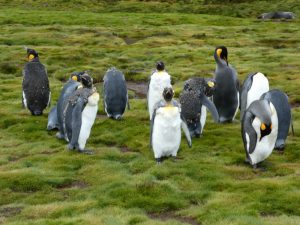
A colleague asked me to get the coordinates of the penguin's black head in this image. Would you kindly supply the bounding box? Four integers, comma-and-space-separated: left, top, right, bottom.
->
215, 46, 228, 64
163, 87, 174, 102
81, 73, 93, 88
260, 122, 272, 140
70, 71, 84, 82
156, 61, 165, 71
26, 48, 39, 61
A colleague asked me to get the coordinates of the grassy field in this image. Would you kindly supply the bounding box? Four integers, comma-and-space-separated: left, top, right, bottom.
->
0, 1, 300, 224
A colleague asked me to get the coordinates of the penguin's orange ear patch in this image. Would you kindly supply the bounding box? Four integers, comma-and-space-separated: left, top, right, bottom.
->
28, 54, 35, 61
260, 123, 266, 130
217, 49, 222, 57
71, 76, 78, 81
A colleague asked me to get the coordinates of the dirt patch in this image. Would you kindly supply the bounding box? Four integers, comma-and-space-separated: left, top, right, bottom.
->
8, 154, 28, 162
291, 102, 300, 108
147, 211, 201, 225
0, 207, 22, 218
57, 181, 89, 190
40, 150, 59, 155
260, 211, 277, 217
96, 114, 108, 119
127, 81, 148, 98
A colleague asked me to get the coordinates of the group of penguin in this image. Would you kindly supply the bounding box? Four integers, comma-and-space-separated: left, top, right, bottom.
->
22, 47, 294, 167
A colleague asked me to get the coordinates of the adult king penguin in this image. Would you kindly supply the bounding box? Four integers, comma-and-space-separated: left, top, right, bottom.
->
240, 72, 269, 121
147, 61, 172, 120
242, 99, 278, 168
150, 87, 192, 163
260, 89, 293, 151
63, 74, 99, 153
22, 48, 50, 115
213, 46, 240, 123
103, 67, 129, 120
180, 78, 219, 137
55, 71, 85, 138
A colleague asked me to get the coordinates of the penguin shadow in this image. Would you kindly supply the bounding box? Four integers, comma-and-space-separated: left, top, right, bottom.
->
156, 156, 184, 164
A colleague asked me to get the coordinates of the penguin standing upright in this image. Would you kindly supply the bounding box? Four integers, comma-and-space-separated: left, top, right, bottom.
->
260, 89, 292, 151
147, 61, 172, 120
150, 87, 192, 163
212, 46, 240, 123
63, 74, 99, 153
55, 71, 85, 139
22, 48, 50, 115
180, 78, 219, 137
240, 72, 269, 120
103, 67, 129, 120
242, 99, 278, 168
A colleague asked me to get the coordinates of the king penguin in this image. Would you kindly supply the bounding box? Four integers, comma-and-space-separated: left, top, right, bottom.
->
22, 48, 50, 115
150, 87, 192, 163
242, 99, 278, 168
260, 89, 293, 151
240, 72, 269, 120
212, 46, 240, 123
55, 71, 85, 139
63, 74, 99, 153
180, 78, 219, 137
103, 67, 129, 120
147, 61, 172, 120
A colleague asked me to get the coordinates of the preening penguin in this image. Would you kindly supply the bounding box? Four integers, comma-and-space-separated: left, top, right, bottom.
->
147, 61, 172, 120
240, 72, 269, 121
212, 46, 240, 123
150, 87, 192, 163
55, 71, 85, 139
103, 67, 129, 120
180, 78, 219, 137
22, 48, 50, 115
260, 89, 292, 151
63, 76, 99, 153
242, 99, 278, 168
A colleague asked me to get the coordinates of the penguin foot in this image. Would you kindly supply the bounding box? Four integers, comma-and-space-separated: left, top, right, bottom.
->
252, 164, 258, 169
155, 158, 162, 164
56, 132, 65, 139
275, 145, 285, 153
78, 149, 94, 155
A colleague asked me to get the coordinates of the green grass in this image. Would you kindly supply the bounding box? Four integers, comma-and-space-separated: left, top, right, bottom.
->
0, 1, 300, 225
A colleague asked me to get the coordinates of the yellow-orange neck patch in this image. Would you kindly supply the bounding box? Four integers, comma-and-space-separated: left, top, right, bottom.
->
217, 49, 222, 57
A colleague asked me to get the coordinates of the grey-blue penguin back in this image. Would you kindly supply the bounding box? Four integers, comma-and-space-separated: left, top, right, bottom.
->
103, 67, 128, 117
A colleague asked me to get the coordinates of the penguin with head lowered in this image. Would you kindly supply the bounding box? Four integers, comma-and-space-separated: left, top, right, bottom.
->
103, 67, 129, 120
240, 72, 269, 121
54, 71, 85, 138
260, 89, 293, 151
150, 87, 192, 163
180, 78, 219, 137
242, 99, 278, 168
22, 48, 50, 115
147, 61, 172, 120
213, 46, 240, 123
63, 73, 99, 153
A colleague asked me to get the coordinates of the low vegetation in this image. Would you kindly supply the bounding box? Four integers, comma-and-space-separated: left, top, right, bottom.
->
0, 1, 299, 224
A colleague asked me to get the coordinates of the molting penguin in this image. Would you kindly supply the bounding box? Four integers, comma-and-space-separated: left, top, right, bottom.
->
103, 67, 129, 120
213, 46, 240, 123
55, 71, 85, 139
242, 99, 278, 168
150, 87, 192, 163
240, 72, 269, 121
22, 48, 50, 115
258, 12, 295, 20
180, 78, 219, 137
63, 74, 99, 153
260, 89, 293, 151
47, 106, 59, 130
147, 61, 172, 120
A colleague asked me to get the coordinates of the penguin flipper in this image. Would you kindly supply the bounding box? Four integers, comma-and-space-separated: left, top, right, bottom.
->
181, 116, 192, 148
242, 111, 257, 154
146, 78, 150, 110
201, 95, 219, 123
69, 98, 85, 149
240, 73, 256, 120
150, 101, 166, 148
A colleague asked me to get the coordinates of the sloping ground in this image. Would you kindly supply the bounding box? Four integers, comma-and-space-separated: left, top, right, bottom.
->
0, 6, 299, 225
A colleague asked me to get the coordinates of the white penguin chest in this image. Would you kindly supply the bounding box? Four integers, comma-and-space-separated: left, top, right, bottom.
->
247, 73, 269, 108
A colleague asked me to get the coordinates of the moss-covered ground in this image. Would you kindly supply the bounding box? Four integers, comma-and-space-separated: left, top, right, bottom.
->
0, 1, 299, 224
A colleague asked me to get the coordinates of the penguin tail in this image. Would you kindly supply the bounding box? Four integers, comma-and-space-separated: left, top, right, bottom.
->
113, 114, 122, 120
